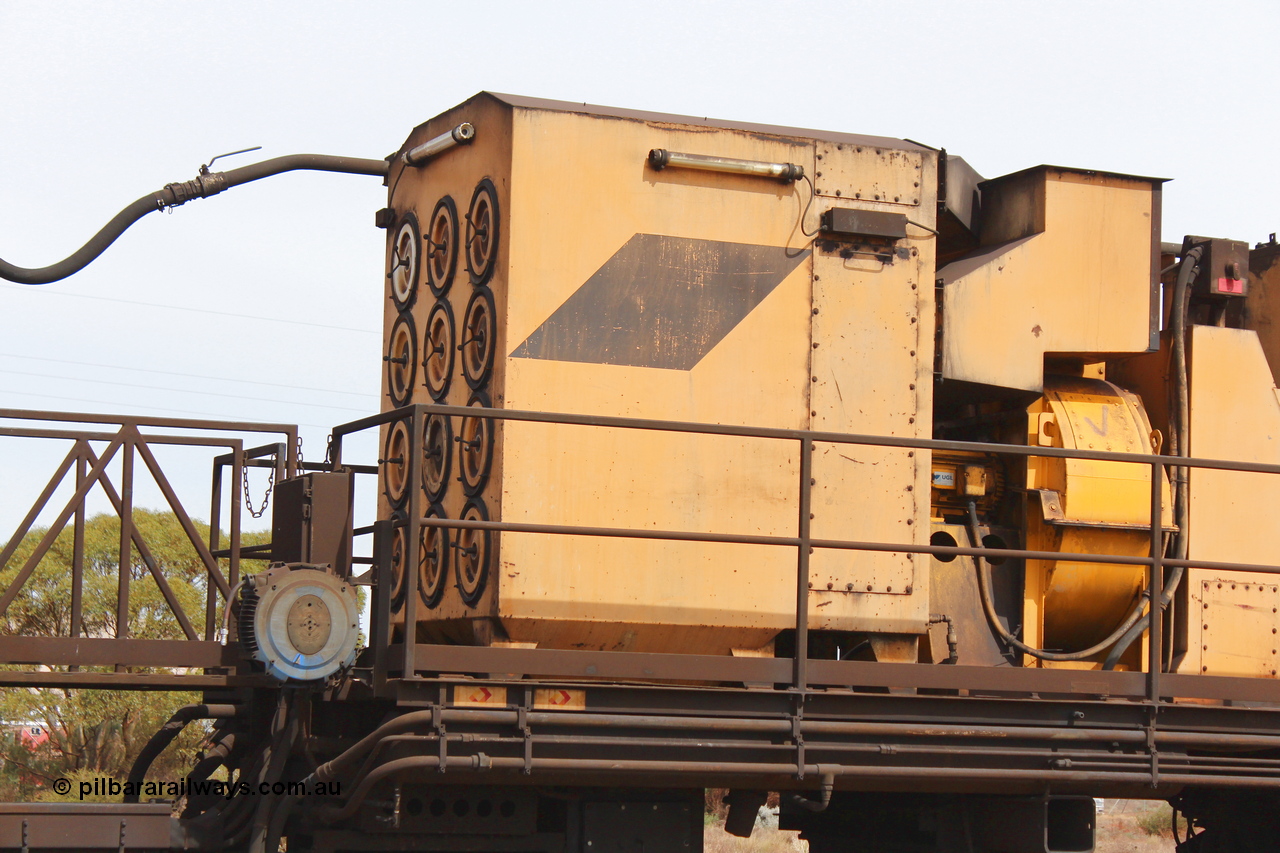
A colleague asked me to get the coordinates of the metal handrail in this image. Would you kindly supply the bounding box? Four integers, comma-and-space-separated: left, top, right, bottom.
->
331, 403, 1280, 702
0, 410, 299, 680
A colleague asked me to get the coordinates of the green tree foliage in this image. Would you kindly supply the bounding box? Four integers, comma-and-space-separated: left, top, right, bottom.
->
0, 510, 268, 801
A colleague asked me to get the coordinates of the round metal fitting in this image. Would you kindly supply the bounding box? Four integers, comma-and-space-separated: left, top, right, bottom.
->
388, 511, 408, 608
425, 196, 459, 297
241, 566, 359, 682
422, 300, 455, 402
385, 312, 418, 407
455, 499, 491, 606
459, 391, 495, 496
389, 509, 450, 610
460, 287, 496, 390
420, 504, 450, 609
421, 413, 452, 503
465, 178, 499, 286
388, 212, 421, 309
382, 419, 411, 508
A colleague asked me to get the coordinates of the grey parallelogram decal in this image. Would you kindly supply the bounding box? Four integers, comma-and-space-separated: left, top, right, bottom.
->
510, 234, 809, 370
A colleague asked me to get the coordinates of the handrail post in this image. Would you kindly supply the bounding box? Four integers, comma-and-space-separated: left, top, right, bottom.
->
795, 438, 814, 692
402, 407, 425, 680
71, 449, 86, 641
207, 450, 224, 640
229, 445, 243, 590
115, 430, 134, 650
70, 447, 86, 672
329, 430, 343, 470
285, 427, 298, 478
1148, 458, 1163, 703
372, 518, 393, 695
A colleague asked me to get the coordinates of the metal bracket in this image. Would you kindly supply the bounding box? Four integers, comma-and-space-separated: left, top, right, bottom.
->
518, 697, 533, 776
433, 703, 447, 773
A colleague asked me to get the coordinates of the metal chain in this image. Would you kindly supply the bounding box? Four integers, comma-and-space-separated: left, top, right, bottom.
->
296, 435, 305, 474
242, 456, 275, 520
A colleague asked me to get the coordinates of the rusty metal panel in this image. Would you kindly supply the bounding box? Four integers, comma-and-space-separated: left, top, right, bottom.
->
1186, 326, 1280, 567
1178, 325, 1280, 677
813, 142, 923, 206
927, 522, 1020, 667
0, 803, 171, 850
1200, 579, 1280, 677
806, 142, 937, 635
0, 636, 230, 669
582, 800, 699, 851
940, 168, 1161, 392
487, 91, 928, 155
495, 104, 815, 654
271, 473, 353, 572
1244, 236, 1280, 384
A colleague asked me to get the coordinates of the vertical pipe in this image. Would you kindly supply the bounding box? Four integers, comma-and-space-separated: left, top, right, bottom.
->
402, 409, 424, 679
116, 436, 134, 651
372, 519, 393, 696
1148, 459, 1163, 701
795, 438, 814, 692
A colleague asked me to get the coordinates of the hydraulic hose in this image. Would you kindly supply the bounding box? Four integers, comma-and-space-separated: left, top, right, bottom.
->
0, 154, 388, 285
186, 730, 236, 788
967, 501, 1148, 662
1102, 245, 1203, 671
307, 709, 435, 784
123, 703, 241, 803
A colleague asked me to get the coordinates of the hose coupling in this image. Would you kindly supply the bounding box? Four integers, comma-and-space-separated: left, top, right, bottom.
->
161, 171, 228, 209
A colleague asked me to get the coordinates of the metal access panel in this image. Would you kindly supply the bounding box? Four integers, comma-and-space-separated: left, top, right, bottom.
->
1199, 579, 1280, 677
381, 93, 936, 654
581, 801, 701, 852
1174, 325, 1280, 678
272, 473, 353, 573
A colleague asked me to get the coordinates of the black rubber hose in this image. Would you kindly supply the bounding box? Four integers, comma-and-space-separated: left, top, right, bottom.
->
186, 731, 236, 788
123, 703, 241, 803
968, 501, 1148, 662
1102, 245, 1203, 671
179, 732, 237, 820
0, 154, 388, 285
306, 709, 435, 784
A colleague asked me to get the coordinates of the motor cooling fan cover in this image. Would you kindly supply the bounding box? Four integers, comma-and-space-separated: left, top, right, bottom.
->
239, 565, 359, 682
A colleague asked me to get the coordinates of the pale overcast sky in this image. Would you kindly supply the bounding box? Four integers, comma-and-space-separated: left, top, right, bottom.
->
0, 0, 1276, 538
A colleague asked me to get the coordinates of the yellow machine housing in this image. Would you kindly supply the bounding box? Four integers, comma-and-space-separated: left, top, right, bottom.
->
379, 94, 938, 655
374, 93, 1280, 681
939, 167, 1163, 392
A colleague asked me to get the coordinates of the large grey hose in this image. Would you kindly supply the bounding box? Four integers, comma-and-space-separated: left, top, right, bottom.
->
1102, 245, 1203, 671
1, 154, 388, 285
